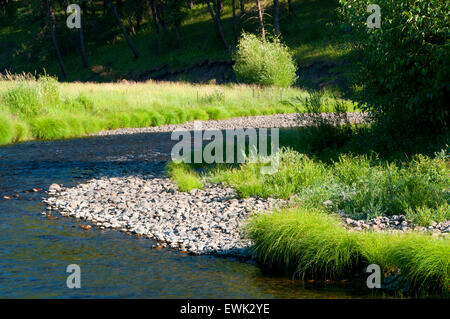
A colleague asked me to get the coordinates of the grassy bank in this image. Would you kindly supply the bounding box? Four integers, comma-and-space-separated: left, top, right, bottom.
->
167, 133, 449, 296
0, 75, 356, 146
246, 208, 449, 295
170, 147, 449, 227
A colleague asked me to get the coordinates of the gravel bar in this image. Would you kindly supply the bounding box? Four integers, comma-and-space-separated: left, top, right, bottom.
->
92, 112, 367, 136
43, 175, 288, 257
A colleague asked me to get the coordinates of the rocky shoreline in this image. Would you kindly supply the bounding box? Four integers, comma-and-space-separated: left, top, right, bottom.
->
43, 174, 287, 257
91, 112, 367, 136
341, 214, 449, 236
42, 172, 449, 259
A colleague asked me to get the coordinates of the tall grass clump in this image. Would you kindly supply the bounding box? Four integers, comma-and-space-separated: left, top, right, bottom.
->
167, 161, 203, 192
233, 33, 298, 87
386, 235, 450, 295
246, 207, 450, 295
245, 207, 363, 279
0, 112, 15, 144
209, 148, 328, 199
2, 75, 60, 117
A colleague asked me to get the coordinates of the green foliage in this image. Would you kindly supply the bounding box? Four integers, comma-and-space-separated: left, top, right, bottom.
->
295, 90, 356, 151
0, 112, 14, 144
338, 0, 450, 132
233, 33, 298, 87
1, 75, 62, 118
246, 207, 362, 279
207, 148, 450, 224
246, 207, 450, 295
29, 115, 71, 140
1, 78, 324, 145
167, 161, 203, 192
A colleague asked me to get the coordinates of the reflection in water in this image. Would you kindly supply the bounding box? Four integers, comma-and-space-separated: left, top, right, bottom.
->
0, 132, 378, 298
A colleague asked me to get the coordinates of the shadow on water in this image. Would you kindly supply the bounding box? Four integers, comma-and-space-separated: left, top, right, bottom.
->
0, 130, 385, 298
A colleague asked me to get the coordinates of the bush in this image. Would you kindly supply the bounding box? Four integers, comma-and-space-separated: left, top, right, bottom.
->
233, 33, 298, 87
338, 0, 450, 133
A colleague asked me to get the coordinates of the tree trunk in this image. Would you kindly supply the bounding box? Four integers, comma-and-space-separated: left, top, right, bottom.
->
174, 24, 181, 48
287, 0, 292, 16
45, 0, 67, 78
240, 0, 245, 14
135, 0, 144, 31
207, 1, 229, 51
126, 13, 137, 36
79, 21, 88, 67
156, 0, 168, 33
255, 0, 265, 39
90, 0, 96, 15
107, 0, 139, 58
103, 0, 108, 16
273, 0, 280, 37
81, 0, 87, 15
232, 0, 238, 41
149, 0, 159, 33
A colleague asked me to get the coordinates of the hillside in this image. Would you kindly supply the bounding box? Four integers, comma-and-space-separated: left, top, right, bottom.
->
0, 0, 355, 91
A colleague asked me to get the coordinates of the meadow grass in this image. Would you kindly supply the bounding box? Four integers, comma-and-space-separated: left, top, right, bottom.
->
246, 207, 449, 295
0, 76, 356, 145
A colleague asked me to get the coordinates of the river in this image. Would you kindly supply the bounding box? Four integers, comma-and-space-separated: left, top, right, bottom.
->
0, 131, 377, 298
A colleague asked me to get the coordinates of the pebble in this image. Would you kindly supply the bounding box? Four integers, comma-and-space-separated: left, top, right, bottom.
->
342, 213, 449, 235
43, 170, 287, 256
91, 113, 367, 137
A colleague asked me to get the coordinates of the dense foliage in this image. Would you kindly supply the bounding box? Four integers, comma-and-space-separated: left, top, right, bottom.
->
338, 0, 450, 133
233, 33, 298, 87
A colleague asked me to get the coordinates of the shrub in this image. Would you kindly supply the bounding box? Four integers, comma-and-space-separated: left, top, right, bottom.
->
338, 0, 450, 133
233, 33, 298, 87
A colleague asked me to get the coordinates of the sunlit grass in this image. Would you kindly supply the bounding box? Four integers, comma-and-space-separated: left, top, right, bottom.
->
0, 77, 357, 145
246, 207, 450, 295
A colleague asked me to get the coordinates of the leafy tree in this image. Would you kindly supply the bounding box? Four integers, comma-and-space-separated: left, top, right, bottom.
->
339, 0, 449, 133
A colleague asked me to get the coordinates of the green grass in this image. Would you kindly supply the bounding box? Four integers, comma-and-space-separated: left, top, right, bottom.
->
0, 76, 356, 145
246, 207, 449, 295
193, 147, 450, 226
209, 148, 449, 224
167, 161, 203, 192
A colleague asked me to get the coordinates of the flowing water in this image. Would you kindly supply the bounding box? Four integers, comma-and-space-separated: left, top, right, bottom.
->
0, 131, 377, 298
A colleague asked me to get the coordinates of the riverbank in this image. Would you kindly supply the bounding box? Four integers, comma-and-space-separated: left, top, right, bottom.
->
41, 165, 449, 295
0, 76, 358, 146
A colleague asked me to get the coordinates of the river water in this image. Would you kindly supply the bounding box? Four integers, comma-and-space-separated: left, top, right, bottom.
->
0, 131, 377, 298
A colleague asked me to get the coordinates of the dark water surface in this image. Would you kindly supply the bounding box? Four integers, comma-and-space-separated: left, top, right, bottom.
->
0, 132, 377, 298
